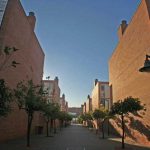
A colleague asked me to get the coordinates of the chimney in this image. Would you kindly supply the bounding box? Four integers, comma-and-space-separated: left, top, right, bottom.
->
54, 76, 59, 85
62, 94, 65, 99
94, 79, 98, 86
27, 12, 36, 31
118, 20, 128, 40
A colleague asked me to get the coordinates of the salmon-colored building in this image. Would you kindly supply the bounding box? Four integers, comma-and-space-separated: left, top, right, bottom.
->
68, 107, 82, 116
86, 95, 92, 113
91, 79, 111, 111
43, 77, 60, 104
60, 94, 66, 112
109, 0, 150, 145
0, 0, 45, 141
83, 102, 86, 114
65, 101, 68, 112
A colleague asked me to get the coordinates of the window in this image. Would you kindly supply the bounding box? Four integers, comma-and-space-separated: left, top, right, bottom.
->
101, 85, 105, 91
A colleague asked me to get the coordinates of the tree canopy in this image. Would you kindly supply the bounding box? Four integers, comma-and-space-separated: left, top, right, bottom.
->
111, 96, 144, 116
14, 80, 44, 147
0, 79, 12, 117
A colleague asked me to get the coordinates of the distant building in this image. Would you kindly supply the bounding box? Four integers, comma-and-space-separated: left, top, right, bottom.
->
60, 94, 66, 111
109, 0, 150, 145
0, 0, 44, 141
86, 95, 92, 113
68, 107, 82, 116
65, 101, 68, 112
91, 79, 111, 111
43, 77, 60, 104
81, 104, 84, 114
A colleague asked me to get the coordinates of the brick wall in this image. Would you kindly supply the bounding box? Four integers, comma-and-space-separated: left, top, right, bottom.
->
0, 0, 45, 141
109, 0, 150, 145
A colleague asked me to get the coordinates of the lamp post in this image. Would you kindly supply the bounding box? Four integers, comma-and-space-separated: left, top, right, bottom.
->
139, 55, 150, 72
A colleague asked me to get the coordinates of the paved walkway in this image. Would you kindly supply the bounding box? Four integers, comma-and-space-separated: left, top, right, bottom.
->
0, 124, 150, 150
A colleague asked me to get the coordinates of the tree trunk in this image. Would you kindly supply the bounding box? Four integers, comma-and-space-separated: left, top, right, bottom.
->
96, 119, 98, 134
107, 119, 110, 136
50, 119, 53, 133
46, 120, 49, 137
54, 119, 56, 134
27, 113, 33, 147
121, 114, 125, 149
102, 121, 104, 139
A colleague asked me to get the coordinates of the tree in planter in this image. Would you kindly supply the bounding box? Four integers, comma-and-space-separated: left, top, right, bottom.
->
65, 113, 73, 124
80, 112, 93, 127
104, 111, 114, 136
85, 112, 93, 128
0, 79, 12, 117
42, 102, 54, 137
59, 111, 67, 128
14, 80, 44, 147
93, 108, 106, 138
77, 115, 84, 124
63, 112, 73, 127
111, 96, 145, 149
51, 103, 60, 134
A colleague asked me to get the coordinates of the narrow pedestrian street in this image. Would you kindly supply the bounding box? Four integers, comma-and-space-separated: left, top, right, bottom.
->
0, 125, 150, 150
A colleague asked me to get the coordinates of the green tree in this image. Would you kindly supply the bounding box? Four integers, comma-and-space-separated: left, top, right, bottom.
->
58, 111, 71, 128
80, 112, 93, 127
42, 102, 54, 137
64, 112, 73, 126
104, 110, 114, 136
14, 80, 44, 147
0, 79, 12, 117
93, 108, 106, 138
0, 46, 19, 117
111, 97, 145, 149
85, 112, 93, 128
77, 115, 84, 124
50, 103, 60, 133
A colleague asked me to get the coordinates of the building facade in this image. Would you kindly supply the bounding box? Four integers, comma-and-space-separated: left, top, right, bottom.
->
91, 79, 111, 111
83, 102, 86, 114
43, 77, 60, 104
68, 107, 82, 116
86, 95, 92, 113
0, 0, 45, 141
65, 101, 68, 112
109, 0, 150, 145
60, 94, 67, 112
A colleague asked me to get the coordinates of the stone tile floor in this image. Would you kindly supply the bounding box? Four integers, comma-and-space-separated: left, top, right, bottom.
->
0, 124, 150, 150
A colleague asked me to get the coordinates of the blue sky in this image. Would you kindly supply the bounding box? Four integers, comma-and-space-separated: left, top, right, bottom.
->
21, 0, 140, 107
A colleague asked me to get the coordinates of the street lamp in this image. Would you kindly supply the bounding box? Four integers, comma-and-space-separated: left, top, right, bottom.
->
139, 55, 150, 72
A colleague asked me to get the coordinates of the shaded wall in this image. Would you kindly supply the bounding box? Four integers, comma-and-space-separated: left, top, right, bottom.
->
0, 0, 45, 141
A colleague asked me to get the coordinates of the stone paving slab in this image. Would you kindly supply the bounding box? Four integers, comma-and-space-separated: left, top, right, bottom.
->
0, 125, 150, 150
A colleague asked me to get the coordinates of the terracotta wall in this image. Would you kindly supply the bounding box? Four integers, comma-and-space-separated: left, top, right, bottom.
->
109, 0, 150, 145
0, 0, 45, 141
91, 84, 99, 111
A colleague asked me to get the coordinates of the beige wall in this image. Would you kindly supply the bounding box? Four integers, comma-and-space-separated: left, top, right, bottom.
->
109, 0, 150, 145
83, 102, 86, 114
91, 81, 110, 111
91, 83, 99, 111
86, 95, 92, 113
